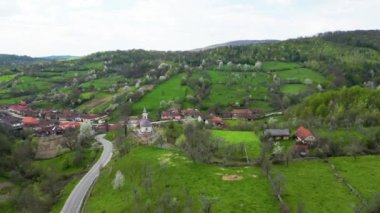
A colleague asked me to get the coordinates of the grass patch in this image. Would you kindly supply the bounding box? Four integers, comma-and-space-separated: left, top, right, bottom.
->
211, 130, 262, 158
80, 75, 123, 90
132, 74, 192, 118
202, 71, 270, 110
280, 84, 307, 95
273, 160, 359, 212
274, 68, 327, 84
85, 146, 278, 212
331, 156, 380, 200
0, 74, 16, 83
262, 62, 300, 71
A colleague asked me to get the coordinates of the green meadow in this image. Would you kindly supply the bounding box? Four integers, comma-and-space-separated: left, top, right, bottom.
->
132, 74, 193, 117
274, 68, 327, 84
262, 61, 300, 71
331, 156, 380, 200
211, 130, 262, 158
85, 146, 278, 212
273, 160, 359, 212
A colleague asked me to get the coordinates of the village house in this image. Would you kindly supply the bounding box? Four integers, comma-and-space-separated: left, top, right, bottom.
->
208, 116, 225, 128
22, 116, 40, 128
127, 116, 140, 128
161, 108, 181, 120
294, 144, 308, 157
8, 102, 30, 115
222, 110, 232, 119
181, 108, 201, 118
264, 129, 290, 141
59, 122, 81, 130
0, 112, 23, 130
296, 126, 316, 145
224, 108, 264, 120
231, 109, 253, 119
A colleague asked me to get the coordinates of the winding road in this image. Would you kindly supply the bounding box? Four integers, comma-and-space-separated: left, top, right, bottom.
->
61, 134, 113, 213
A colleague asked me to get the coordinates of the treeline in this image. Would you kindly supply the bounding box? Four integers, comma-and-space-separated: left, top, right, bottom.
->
289, 86, 380, 128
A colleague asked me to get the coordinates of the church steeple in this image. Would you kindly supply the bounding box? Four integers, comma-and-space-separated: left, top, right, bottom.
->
142, 107, 148, 120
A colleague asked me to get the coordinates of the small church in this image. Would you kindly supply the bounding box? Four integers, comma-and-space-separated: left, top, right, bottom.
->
139, 108, 153, 136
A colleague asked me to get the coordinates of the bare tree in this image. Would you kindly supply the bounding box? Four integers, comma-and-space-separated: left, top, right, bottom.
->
272, 173, 285, 198
62, 128, 79, 150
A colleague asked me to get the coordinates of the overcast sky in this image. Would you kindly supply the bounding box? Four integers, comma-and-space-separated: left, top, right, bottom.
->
0, 0, 379, 57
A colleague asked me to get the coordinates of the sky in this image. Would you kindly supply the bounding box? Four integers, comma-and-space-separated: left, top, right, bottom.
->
0, 0, 379, 57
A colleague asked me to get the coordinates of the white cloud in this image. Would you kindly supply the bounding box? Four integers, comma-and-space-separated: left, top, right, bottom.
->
0, 0, 379, 56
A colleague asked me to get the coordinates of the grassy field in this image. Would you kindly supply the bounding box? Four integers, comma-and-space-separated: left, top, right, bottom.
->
203, 71, 270, 109
273, 160, 359, 212
274, 68, 327, 84
331, 156, 380, 200
32, 149, 101, 177
280, 84, 307, 95
33, 149, 102, 212
0, 74, 16, 83
131, 63, 325, 116
262, 62, 300, 71
211, 130, 262, 158
85, 146, 278, 212
132, 74, 193, 117
80, 75, 124, 90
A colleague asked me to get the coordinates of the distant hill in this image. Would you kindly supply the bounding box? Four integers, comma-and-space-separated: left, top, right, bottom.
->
0, 54, 79, 67
193, 40, 280, 51
0, 54, 40, 66
41, 55, 80, 60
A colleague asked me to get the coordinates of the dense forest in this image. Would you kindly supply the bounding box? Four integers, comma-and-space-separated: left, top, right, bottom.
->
289, 86, 380, 128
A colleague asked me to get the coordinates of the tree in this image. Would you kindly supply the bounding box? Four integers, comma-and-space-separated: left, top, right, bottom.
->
62, 128, 79, 150
200, 195, 216, 213
181, 122, 215, 163
345, 141, 364, 159
112, 170, 125, 190
272, 173, 285, 198
78, 121, 94, 145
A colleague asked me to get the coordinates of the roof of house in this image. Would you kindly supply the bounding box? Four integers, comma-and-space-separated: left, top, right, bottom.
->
208, 116, 224, 124
231, 109, 252, 114
59, 122, 81, 129
296, 126, 313, 140
22, 117, 39, 125
264, 129, 290, 137
140, 119, 152, 127
8, 104, 29, 113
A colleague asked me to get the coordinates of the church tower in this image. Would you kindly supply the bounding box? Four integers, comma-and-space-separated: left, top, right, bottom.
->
142, 107, 148, 120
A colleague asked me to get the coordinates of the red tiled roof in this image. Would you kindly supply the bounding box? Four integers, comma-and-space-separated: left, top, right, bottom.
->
296, 126, 313, 140
208, 116, 224, 123
22, 117, 39, 125
231, 109, 252, 114
8, 104, 29, 113
59, 122, 80, 129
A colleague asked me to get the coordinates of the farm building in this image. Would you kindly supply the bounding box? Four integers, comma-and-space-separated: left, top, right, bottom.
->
296, 126, 316, 145
208, 116, 225, 127
264, 129, 290, 141
231, 109, 253, 119
181, 108, 201, 118
161, 108, 181, 120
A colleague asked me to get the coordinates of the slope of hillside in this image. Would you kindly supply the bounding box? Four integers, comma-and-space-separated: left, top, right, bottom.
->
193, 39, 279, 51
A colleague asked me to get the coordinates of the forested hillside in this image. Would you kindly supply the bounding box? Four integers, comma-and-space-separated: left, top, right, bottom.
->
289, 86, 380, 128
0, 30, 379, 115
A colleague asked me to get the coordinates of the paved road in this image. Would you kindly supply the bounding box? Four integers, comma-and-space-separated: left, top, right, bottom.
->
61, 134, 113, 213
